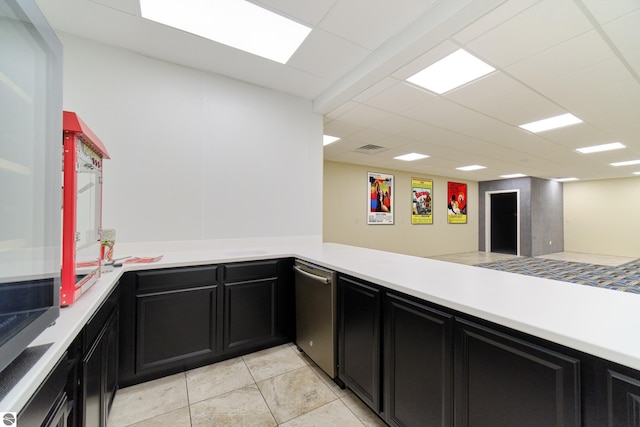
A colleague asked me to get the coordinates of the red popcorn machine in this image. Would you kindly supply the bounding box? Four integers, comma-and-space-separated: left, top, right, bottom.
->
60, 111, 110, 306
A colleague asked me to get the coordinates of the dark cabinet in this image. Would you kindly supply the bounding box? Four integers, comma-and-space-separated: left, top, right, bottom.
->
384, 292, 453, 427
222, 259, 294, 354
338, 277, 454, 424
136, 285, 218, 372
336, 276, 585, 427
223, 279, 276, 350
582, 356, 640, 427
129, 265, 220, 381
80, 291, 119, 427
18, 353, 68, 427
454, 318, 581, 427
606, 368, 640, 427
338, 275, 382, 412
118, 259, 294, 386
82, 333, 103, 427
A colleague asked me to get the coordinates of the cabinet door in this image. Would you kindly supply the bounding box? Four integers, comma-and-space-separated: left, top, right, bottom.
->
223, 278, 277, 352
222, 260, 291, 354
338, 276, 381, 412
104, 308, 119, 414
81, 333, 103, 427
455, 319, 580, 427
44, 393, 68, 427
136, 285, 218, 373
384, 292, 453, 427
80, 306, 119, 427
18, 353, 68, 427
606, 369, 640, 427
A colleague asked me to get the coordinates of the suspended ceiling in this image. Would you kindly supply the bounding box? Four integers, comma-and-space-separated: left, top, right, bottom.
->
36, 0, 640, 181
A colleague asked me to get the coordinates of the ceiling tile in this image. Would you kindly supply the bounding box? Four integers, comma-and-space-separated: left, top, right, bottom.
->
452, 0, 538, 44
535, 57, 637, 120
602, 9, 640, 54
352, 78, 400, 103
449, 71, 525, 102
250, 0, 338, 26
89, 0, 139, 15
347, 128, 393, 144
335, 104, 396, 128
380, 119, 454, 143
370, 115, 433, 135
466, 0, 593, 68
469, 87, 566, 127
318, 0, 438, 50
37, 0, 142, 50
626, 48, 640, 75
288, 29, 369, 80
505, 29, 615, 87
373, 135, 426, 151
323, 101, 358, 121
579, 0, 640, 25
363, 81, 437, 114
535, 123, 610, 148
322, 120, 364, 139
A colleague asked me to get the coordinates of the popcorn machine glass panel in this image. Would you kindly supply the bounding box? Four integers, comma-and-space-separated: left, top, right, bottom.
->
75, 146, 101, 266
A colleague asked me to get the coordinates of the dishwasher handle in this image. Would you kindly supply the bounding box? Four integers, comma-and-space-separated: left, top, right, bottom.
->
293, 265, 331, 285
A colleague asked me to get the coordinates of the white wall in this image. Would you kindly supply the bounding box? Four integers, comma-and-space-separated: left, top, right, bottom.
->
59, 35, 323, 244
323, 161, 478, 257
564, 177, 640, 257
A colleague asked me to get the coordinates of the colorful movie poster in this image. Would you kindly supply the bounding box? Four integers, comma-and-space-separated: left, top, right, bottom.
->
411, 178, 433, 225
447, 181, 467, 224
368, 172, 394, 224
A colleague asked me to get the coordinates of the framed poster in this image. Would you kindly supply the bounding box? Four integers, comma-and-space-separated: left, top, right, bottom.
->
368, 172, 394, 224
411, 177, 433, 224
447, 181, 467, 224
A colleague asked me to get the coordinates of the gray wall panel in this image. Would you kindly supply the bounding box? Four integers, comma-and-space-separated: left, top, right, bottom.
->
479, 177, 563, 257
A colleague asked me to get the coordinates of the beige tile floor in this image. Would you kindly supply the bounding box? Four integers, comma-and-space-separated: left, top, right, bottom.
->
428, 251, 635, 267
108, 343, 386, 427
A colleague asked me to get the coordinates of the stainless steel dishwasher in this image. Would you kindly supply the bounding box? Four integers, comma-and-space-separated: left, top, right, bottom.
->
294, 260, 337, 379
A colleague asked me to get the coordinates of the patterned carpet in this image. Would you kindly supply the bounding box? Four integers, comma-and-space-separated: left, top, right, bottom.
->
475, 257, 640, 294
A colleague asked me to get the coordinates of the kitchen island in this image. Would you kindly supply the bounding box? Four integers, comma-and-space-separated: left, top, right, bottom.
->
2, 241, 639, 425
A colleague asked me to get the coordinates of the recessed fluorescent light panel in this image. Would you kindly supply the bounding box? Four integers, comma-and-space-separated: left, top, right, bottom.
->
518, 113, 582, 133
406, 49, 495, 94
576, 142, 625, 154
554, 177, 579, 182
500, 173, 526, 179
610, 159, 640, 167
394, 153, 429, 161
456, 165, 486, 171
323, 135, 340, 146
140, 0, 312, 64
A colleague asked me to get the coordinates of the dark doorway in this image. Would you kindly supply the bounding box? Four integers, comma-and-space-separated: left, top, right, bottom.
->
490, 192, 517, 255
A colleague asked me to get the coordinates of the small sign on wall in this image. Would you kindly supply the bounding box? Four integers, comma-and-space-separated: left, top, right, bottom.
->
447, 181, 467, 224
411, 177, 433, 224
368, 172, 394, 224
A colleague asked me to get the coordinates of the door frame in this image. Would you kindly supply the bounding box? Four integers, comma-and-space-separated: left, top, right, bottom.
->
485, 189, 520, 256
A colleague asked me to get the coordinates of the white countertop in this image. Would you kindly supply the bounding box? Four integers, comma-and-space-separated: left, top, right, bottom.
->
3, 241, 640, 412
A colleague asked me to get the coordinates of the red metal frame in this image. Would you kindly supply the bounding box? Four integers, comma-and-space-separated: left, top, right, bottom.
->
61, 111, 110, 306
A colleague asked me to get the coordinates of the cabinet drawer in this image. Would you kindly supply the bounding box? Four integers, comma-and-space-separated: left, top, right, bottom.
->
224, 260, 278, 283
136, 265, 218, 294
